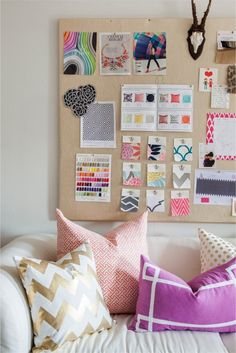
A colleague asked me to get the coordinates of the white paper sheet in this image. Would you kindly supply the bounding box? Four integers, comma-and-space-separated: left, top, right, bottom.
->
199, 68, 218, 92
211, 85, 230, 109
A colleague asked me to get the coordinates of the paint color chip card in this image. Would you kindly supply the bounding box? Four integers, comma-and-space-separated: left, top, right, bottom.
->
75, 154, 111, 202
120, 188, 140, 212
171, 190, 190, 216
146, 190, 165, 212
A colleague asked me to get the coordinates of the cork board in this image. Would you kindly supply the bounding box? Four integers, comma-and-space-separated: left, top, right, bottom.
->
59, 18, 236, 223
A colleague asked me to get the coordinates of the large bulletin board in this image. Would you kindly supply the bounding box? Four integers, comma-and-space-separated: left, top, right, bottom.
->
59, 18, 236, 223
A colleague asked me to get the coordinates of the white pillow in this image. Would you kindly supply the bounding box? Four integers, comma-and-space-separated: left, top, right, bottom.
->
198, 228, 236, 272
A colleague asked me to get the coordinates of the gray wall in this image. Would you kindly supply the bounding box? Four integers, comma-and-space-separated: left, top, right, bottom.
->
1, 0, 236, 246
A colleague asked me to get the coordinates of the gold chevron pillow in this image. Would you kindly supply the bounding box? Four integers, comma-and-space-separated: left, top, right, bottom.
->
14, 242, 113, 352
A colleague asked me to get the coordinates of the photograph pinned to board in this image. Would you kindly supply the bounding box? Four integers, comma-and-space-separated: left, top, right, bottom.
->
173, 138, 193, 162
133, 32, 166, 75
80, 102, 116, 148
147, 136, 166, 161
64, 84, 96, 117
121, 136, 141, 160
171, 190, 190, 216
216, 30, 236, 64
121, 84, 157, 131
211, 85, 230, 109
156, 85, 193, 132
199, 68, 218, 92
122, 162, 142, 187
199, 143, 216, 168
100, 32, 132, 75
64, 32, 97, 75
75, 154, 111, 202
173, 164, 191, 189
194, 169, 236, 206
206, 113, 236, 160
146, 189, 165, 213
147, 164, 166, 188
120, 188, 140, 212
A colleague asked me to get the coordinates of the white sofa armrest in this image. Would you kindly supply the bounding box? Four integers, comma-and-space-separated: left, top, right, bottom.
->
0, 234, 56, 353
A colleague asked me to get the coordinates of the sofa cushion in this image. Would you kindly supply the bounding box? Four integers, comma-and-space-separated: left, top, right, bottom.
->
129, 255, 236, 333
56, 209, 148, 314
39, 314, 229, 353
14, 242, 112, 352
199, 228, 236, 272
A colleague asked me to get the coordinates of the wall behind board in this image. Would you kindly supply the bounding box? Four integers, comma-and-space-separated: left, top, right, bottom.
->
1, 0, 236, 246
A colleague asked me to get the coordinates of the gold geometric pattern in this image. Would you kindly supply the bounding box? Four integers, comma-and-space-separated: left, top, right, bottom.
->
14, 242, 113, 352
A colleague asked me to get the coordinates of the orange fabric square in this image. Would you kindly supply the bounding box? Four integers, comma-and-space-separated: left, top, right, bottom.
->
182, 115, 190, 124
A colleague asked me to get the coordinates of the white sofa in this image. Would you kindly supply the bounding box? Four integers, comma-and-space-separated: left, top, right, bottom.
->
1, 233, 236, 353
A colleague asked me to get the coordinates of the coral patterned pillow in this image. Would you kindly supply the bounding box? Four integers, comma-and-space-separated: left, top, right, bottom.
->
129, 255, 236, 333
56, 209, 148, 314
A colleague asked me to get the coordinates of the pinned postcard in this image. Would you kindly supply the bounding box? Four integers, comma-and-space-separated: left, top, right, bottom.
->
121, 84, 157, 131
147, 164, 166, 188
199, 143, 216, 168
199, 68, 218, 92
120, 188, 140, 212
194, 169, 236, 205
123, 162, 142, 186
173, 138, 193, 162
146, 190, 165, 213
100, 32, 131, 75
148, 136, 166, 161
211, 85, 230, 109
173, 164, 191, 189
171, 190, 190, 216
133, 32, 166, 75
206, 113, 236, 160
75, 154, 111, 202
121, 136, 141, 160
80, 102, 116, 148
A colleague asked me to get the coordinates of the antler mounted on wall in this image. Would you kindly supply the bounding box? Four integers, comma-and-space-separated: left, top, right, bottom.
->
187, 0, 212, 60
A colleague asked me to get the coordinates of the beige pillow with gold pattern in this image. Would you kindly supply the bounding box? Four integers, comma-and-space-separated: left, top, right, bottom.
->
198, 228, 236, 272
14, 242, 113, 353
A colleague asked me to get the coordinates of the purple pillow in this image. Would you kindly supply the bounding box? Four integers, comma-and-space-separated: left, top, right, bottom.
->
129, 255, 236, 333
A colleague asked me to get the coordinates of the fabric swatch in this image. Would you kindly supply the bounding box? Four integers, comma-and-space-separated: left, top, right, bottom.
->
120, 189, 140, 212
121, 136, 141, 160
146, 190, 165, 212
81, 102, 115, 148
147, 136, 166, 161
147, 164, 166, 187
171, 190, 190, 216
64, 84, 96, 117
159, 115, 168, 124
64, 32, 97, 75
173, 164, 191, 189
171, 94, 180, 103
123, 163, 141, 186
173, 138, 193, 162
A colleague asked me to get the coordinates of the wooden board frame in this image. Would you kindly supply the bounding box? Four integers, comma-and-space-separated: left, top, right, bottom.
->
59, 18, 236, 223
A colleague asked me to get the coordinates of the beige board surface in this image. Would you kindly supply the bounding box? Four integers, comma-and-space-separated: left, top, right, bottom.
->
59, 18, 236, 222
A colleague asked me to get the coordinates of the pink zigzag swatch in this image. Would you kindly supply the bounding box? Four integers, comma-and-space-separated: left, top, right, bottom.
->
171, 198, 190, 216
